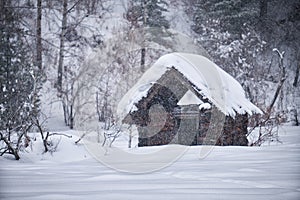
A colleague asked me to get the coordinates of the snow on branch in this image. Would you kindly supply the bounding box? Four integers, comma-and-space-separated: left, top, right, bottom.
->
272, 48, 285, 60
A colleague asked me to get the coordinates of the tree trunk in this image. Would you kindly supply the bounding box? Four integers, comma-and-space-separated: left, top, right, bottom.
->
128, 125, 132, 148
293, 62, 299, 87
267, 49, 286, 115
96, 91, 105, 122
259, 0, 268, 34
57, 0, 68, 94
36, 0, 42, 71
268, 77, 285, 113
70, 104, 74, 129
0, 132, 20, 160
259, 0, 268, 20
294, 109, 299, 126
63, 101, 69, 125
140, 0, 147, 73
141, 48, 146, 72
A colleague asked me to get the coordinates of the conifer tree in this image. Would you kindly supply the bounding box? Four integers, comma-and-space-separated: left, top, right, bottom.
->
126, 0, 170, 72
127, 0, 170, 29
192, 0, 260, 34
0, 0, 38, 160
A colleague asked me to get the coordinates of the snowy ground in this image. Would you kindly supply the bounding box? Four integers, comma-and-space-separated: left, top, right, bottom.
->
1, 126, 300, 200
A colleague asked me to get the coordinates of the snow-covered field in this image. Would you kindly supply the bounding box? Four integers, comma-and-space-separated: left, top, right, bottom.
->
1, 126, 300, 200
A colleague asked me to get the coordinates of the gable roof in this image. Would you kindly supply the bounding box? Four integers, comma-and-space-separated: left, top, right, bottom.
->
117, 53, 262, 120
177, 90, 204, 105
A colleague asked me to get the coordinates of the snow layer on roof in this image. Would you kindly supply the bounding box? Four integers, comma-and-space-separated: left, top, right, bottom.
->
177, 90, 204, 105
117, 53, 262, 120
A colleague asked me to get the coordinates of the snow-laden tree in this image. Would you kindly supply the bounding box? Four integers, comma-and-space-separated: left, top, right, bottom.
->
126, 0, 170, 29
0, 0, 39, 160
186, 0, 300, 145
192, 0, 259, 34
190, 0, 265, 84
126, 0, 171, 72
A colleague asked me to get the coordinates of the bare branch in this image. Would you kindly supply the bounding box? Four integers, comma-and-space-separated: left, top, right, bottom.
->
48, 132, 72, 138
75, 133, 86, 144
248, 48, 287, 145
66, 0, 82, 14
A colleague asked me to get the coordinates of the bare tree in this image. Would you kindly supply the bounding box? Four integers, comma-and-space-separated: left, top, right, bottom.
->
248, 48, 287, 146
34, 119, 72, 153
102, 125, 121, 147
49, 0, 113, 129
266, 49, 286, 113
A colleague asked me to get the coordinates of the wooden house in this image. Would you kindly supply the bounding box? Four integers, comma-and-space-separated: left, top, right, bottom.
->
118, 53, 262, 147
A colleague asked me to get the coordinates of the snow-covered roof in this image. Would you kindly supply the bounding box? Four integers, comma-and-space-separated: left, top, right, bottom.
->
177, 90, 204, 106
117, 53, 262, 120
